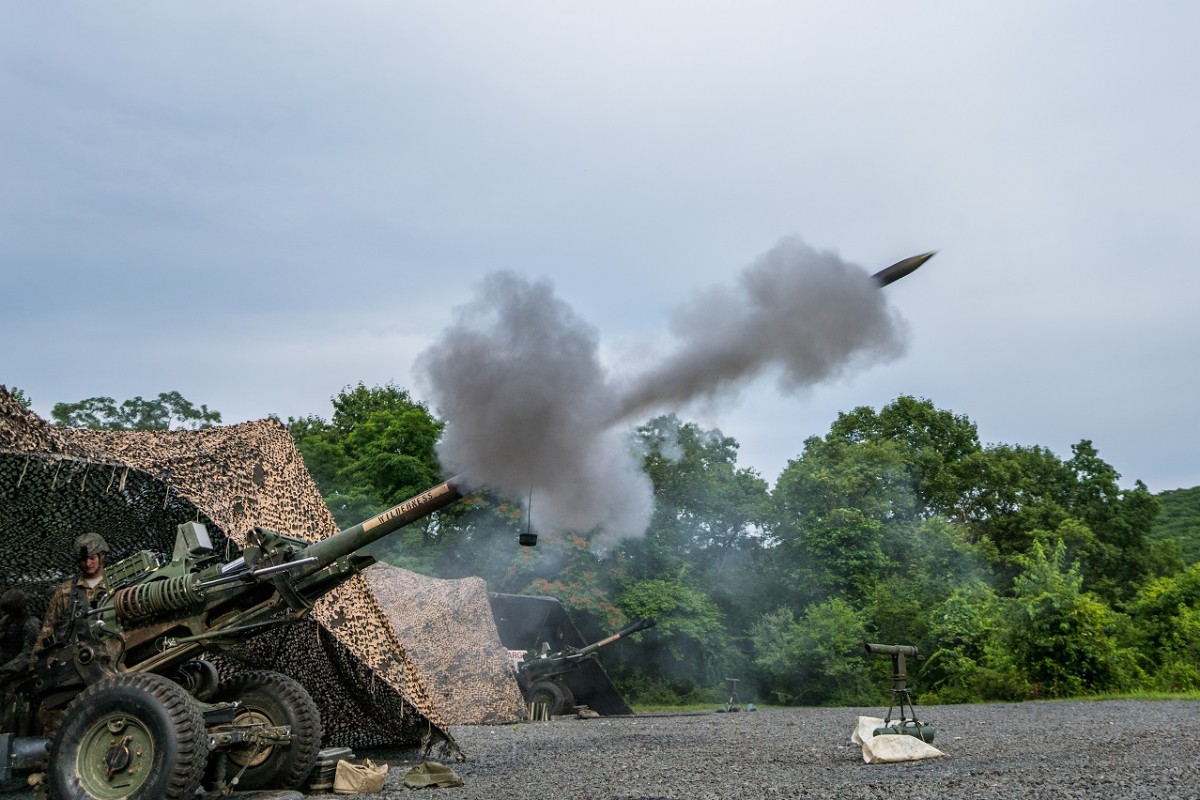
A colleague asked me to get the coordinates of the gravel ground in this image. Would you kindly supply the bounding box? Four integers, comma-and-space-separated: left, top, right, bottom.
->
306, 699, 1200, 800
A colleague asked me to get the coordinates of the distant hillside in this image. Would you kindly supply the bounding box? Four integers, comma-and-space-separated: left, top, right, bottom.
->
1149, 486, 1200, 564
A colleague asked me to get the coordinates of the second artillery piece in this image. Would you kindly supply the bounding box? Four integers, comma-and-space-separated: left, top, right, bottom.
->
516, 616, 654, 717
1, 475, 469, 800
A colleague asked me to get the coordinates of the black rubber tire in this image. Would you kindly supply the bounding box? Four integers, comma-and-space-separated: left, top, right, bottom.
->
214, 670, 322, 790
528, 679, 575, 716
48, 672, 208, 800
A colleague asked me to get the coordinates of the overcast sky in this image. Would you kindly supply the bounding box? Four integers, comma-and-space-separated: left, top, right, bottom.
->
3, 2, 1197, 497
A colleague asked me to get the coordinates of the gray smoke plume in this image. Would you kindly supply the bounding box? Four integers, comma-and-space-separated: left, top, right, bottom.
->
414, 272, 654, 546
415, 237, 910, 542
612, 237, 908, 422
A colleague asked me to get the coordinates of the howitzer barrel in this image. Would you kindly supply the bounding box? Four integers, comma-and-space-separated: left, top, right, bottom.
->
301, 475, 465, 571
577, 617, 655, 657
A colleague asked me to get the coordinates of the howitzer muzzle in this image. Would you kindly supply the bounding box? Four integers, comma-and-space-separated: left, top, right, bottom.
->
300, 475, 466, 572
575, 617, 656, 658
620, 617, 655, 637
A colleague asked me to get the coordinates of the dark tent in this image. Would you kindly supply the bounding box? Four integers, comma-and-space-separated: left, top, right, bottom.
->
488, 592, 633, 716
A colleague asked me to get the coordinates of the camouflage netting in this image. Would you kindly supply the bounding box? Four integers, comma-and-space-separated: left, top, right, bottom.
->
365, 563, 526, 725
0, 386, 459, 755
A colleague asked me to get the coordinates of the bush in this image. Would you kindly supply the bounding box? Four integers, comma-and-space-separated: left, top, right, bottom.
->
751, 599, 880, 706
1005, 541, 1143, 697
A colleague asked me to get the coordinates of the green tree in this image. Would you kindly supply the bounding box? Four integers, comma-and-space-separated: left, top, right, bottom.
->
612, 415, 771, 693
750, 598, 877, 706
959, 440, 1158, 602
6, 386, 32, 408
1061, 441, 1158, 600
826, 395, 982, 517
1126, 563, 1200, 689
1004, 540, 1141, 697
920, 581, 1019, 702
50, 391, 221, 430
771, 435, 912, 601
960, 443, 1076, 564
626, 415, 771, 580
617, 573, 733, 701
1149, 486, 1200, 564
287, 383, 448, 569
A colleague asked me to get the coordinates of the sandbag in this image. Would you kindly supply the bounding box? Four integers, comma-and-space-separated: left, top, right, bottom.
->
333, 758, 389, 794
403, 761, 465, 789
851, 716, 946, 763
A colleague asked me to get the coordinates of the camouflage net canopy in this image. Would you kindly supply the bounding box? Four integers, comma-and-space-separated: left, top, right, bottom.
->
366, 563, 526, 725
0, 386, 460, 753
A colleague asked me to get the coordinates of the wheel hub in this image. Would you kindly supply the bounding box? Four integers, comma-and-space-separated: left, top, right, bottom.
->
103, 736, 132, 777
228, 709, 275, 767
78, 713, 155, 799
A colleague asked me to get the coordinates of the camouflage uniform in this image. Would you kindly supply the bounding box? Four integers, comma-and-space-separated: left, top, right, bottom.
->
30, 531, 112, 665
0, 599, 39, 675
29, 575, 109, 664
0, 589, 40, 735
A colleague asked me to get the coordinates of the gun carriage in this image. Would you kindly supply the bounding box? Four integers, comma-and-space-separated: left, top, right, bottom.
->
1, 476, 465, 800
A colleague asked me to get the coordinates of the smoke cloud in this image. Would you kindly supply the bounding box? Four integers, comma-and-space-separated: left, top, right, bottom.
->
415, 272, 654, 546
613, 237, 907, 422
415, 237, 910, 543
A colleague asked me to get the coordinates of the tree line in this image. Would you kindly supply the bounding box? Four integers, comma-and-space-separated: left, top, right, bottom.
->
20, 385, 1200, 707
282, 384, 1199, 707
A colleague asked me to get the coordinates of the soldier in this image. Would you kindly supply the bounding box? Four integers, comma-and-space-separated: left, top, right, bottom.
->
0, 589, 39, 676
0, 588, 40, 735
30, 532, 110, 664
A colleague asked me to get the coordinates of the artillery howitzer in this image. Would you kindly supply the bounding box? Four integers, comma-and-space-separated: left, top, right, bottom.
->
516, 617, 654, 717
1, 475, 466, 800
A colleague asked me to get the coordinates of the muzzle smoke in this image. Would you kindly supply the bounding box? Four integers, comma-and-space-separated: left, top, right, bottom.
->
415, 237, 910, 542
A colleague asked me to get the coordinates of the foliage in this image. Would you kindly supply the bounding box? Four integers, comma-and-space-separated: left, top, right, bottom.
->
287, 383, 444, 531
617, 574, 734, 696
1148, 486, 1200, 564
528, 533, 625, 630
624, 415, 771, 590
825, 395, 982, 517
959, 440, 1158, 602
771, 436, 907, 601
267, 384, 1180, 707
51, 391, 221, 430
750, 599, 878, 706
919, 581, 1018, 703
6, 386, 32, 408
1125, 563, 1200, 689
1003, 540, 1142, 697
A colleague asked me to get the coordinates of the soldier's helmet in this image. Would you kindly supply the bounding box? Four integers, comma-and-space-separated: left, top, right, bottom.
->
0, 588, 27, 615
73, 532, 110, 560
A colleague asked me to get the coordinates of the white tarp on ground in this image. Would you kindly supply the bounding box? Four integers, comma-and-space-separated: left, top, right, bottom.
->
852, 716, 947, 763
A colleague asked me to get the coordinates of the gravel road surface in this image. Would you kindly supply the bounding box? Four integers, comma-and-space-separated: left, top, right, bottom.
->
308, 699, 1200, 800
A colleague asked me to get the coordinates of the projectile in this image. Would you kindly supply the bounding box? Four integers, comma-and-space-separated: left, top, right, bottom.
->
871, 251, 937, 288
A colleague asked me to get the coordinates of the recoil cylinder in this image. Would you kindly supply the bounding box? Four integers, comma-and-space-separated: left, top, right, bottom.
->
113, 574, 204, 621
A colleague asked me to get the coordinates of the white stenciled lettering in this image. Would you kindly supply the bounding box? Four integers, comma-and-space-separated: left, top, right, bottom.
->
361, 484, 448, 532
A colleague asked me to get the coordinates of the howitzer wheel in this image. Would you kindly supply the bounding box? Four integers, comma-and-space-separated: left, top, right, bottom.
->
214, 670, 322, 790
47, 672, 208, 800
528, 679, 575, 716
